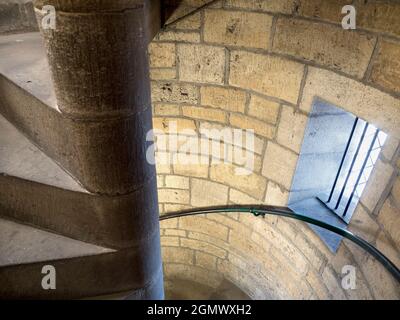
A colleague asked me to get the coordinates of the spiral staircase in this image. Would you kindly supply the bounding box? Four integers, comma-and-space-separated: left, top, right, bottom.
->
0, 0, 398, 299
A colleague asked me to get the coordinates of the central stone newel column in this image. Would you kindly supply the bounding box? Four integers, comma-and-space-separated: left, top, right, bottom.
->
33, 0, 164, 299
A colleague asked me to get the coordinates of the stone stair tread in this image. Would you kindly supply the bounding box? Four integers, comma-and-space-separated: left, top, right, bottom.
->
0, 217, 114, 267
0, 114, 86, 192
0, 32, 56, 109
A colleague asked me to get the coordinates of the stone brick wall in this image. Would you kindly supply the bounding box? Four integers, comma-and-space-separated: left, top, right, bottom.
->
150, 0, 400, 299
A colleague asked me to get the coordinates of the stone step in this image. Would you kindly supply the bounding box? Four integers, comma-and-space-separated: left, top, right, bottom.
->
0, 217, 112, 267
0, 113, 159, 249
0, 32, 56, 109
0, 112, 84, 192
0, 217, 162, 299
0, 32, 78, 190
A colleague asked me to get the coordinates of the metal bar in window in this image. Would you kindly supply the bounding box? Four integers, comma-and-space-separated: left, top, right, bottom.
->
342, 129, 379, 217
335, 122, 369, 210
327, 117, 359, 203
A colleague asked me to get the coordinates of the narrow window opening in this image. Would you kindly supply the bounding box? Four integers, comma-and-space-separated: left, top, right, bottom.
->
318, 119, 387, 223
288, 98, 388, 252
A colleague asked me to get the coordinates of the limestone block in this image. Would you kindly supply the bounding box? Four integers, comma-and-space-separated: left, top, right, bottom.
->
204, 9, 273, 49
369, 39, 400, 94
149, 43, 176, 68
200, 86, 247, 112
191, 178, 229, 207
276, 105, 308, 153
248, 95, 280, 124
224, 0, 295, 14
151, 81, 198, 104
273, 18, 375, 78
210, 163, 267, 199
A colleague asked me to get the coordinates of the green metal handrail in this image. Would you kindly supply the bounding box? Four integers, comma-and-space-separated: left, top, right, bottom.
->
160, 204, 400, 283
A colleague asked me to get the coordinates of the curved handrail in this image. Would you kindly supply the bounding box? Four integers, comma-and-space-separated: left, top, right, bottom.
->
160, 205, 400, 283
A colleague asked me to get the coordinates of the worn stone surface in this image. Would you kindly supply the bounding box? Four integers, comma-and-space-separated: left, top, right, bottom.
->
0, 173, 160, 249
152, 81, 199, 104
153, 117, 196, 132
0, 47, 157, 196
3, 0, 400, 301
0, 114, 82, 192
210, 164, 267, 199
163, 0, 222, 26
153, 103, 181, 117
0, 32, 56, 108
0, 217, 112, 266
248, 95, 280, 124
200, 86, 246, 112
0, 0, 38, 34
330, 245, 374, 300
191, 178, 229, 207
225, 0, 295, 14
173, 12, 201, 30
321, 266, 346, 300
355, 252, 400, 299
157, 30, 201, 43
36, 4, 152, 118
150, 68, 177, 80
178, 44, 226, 84
149, 42, 176, 68
349, 205, 380, 243
164, 175, 190, 189
229, 113, 275, 139
229, 189, 261, 204
162, 246, 194, 264
264, 181, 289, 206
180, 238, 227, 259
182, 105, 226, 123
150, 0, 400, 301
262, 142, 298, 189
378, 199, 400, 249
22, 0, 164, 300
161, 236, 180, 247
355, 0, 400, 38
369, 39, 400, 95
0, 236, 164, 299
276, 105, 308, 153
229, 51, 304, 104
158, 188, 190, 204
360, 159, 394, 212
173, 155, 209, 178
381, 136, 399, 162
393, 176, 400, 207
180, 216, 229, 241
